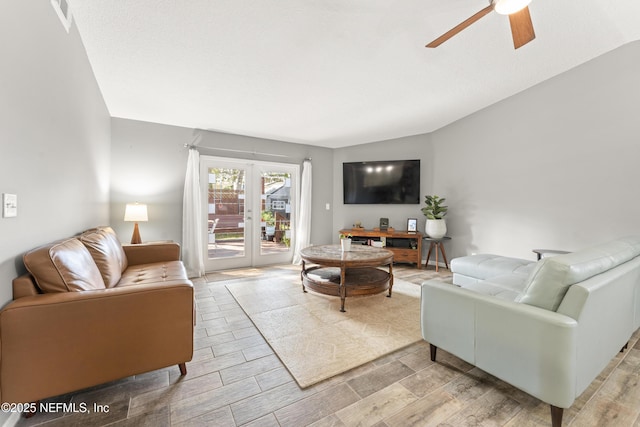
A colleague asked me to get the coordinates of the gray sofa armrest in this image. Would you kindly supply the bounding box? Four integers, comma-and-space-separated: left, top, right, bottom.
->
421, 279, 578, 408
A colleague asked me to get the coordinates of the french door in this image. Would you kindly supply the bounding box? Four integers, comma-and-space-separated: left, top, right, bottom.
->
201, 156, 299, 271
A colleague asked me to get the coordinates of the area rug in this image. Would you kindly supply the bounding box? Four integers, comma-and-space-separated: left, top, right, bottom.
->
226, 273, 423, 388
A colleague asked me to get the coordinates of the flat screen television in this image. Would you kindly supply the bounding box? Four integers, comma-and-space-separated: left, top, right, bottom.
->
343, 160, 420, 204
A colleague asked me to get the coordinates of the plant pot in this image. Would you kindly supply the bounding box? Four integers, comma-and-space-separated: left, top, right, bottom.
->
341, 238, 352, 252
425, 219, 447, 239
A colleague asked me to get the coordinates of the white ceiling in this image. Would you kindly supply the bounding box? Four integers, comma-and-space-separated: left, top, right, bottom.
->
69, 0, 640, 148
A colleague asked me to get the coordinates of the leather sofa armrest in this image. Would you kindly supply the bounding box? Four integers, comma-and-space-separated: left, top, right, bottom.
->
0, 282, 194, 404
12, 274, 41, 299
123, 242, 181, 265
421, 279, 578, 408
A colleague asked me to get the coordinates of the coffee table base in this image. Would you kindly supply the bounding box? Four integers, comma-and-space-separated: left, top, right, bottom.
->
301, 267, 393, 312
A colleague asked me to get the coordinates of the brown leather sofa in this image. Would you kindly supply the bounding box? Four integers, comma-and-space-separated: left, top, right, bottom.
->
0, 226, 194, 406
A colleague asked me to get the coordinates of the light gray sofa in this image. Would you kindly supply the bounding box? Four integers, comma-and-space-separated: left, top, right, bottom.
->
421, 236, 640, 427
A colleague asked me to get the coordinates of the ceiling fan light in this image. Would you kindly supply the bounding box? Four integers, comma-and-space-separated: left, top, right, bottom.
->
492, 0, 532, 15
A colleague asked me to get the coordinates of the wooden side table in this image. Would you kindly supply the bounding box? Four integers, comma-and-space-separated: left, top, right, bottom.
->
532, 249, 570, 260
424, 236, 451, 272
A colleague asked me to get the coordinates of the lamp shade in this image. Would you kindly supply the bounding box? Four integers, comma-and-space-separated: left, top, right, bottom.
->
124, 203, 148, 222
492, 0, 532, 15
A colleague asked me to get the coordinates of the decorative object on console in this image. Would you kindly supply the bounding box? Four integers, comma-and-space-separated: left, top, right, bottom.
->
379, 217, 389, 231
124, 202, 148, 244
374, 227, 394, 233
407, 218, 417, 233
422, 195, 448, 239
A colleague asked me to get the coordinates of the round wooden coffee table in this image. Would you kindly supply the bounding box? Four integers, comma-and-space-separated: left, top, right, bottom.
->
299, 244, 394, 312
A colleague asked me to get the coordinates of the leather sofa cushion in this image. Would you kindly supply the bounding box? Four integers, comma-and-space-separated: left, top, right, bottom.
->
451, 254, 534, 280
23, 238, 106, 292
80, 226, 128, 288
118, 261, 188, 286
459, 273, 530, 302
518, 236, 640, 311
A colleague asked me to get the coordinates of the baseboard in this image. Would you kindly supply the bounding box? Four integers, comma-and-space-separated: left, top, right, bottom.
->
424, 260, 448, 270
1, 411, 20, 427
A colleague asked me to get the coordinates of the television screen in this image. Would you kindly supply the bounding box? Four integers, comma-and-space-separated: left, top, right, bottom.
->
343, 160, 420, 204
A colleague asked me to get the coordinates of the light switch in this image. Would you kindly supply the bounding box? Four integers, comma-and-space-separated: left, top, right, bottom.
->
2, 193, 17, 218
325, 203, 330, 210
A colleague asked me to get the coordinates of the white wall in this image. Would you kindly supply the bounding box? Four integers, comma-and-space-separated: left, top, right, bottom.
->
0, 3, 109, 424
430, 41, 640, 260
110, 118, 335, 249
0, 1, 110, 311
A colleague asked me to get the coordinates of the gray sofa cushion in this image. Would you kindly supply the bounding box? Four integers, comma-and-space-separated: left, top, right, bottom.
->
518, 236, 640, 311
459, 273, 530, 301
451, 253, 535, 286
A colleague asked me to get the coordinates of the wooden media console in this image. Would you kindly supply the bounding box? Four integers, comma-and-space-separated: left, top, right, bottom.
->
340, 229, 423, 269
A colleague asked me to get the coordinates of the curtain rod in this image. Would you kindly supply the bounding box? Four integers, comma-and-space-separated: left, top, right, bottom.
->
184, 143, 311, 161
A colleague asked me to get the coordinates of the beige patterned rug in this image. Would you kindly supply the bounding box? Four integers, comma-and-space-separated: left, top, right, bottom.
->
226, 273, 423, 388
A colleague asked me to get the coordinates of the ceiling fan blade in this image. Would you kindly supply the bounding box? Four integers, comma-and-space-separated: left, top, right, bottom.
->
509, 6, 535, 49
426, 5, 493, 48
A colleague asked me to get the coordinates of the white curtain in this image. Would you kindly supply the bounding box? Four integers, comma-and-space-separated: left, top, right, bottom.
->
293, 159, 312, 264
182, 148, 205, 277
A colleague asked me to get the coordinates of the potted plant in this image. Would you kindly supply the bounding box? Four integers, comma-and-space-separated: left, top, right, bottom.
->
421, 195, 448, 238
281, 223, 291, 239
339, 232, 352, 252
262, 211, 276, 240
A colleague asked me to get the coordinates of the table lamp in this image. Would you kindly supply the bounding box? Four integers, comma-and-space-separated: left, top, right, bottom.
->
124, 203, 148, 244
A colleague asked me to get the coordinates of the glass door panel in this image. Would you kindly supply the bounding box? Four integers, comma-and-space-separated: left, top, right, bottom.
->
259, 170, 293, 257
203, 162, 251, 271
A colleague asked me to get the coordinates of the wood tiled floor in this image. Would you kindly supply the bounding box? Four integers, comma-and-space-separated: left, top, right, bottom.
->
16, 264, 640, 426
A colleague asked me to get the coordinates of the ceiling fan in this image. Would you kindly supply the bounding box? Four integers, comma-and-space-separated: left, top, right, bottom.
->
426, 0, 535, 49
